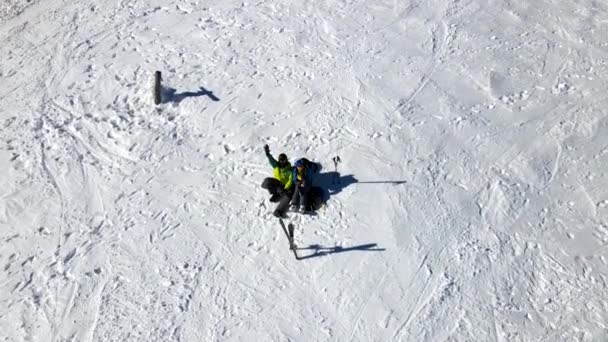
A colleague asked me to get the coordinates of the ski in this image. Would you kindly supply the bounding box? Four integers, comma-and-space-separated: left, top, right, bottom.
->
288, 221, 295, 240
332, 156, 341, 185
279, 218, 299, 260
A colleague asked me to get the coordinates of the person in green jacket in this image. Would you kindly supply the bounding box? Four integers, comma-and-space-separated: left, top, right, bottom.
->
261, 144, 294, 217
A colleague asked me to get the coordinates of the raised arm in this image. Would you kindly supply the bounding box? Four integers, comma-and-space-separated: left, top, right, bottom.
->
264, 144, 278, 168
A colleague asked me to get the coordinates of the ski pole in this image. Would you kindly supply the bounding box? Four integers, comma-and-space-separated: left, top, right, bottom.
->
332, 156, 341, 185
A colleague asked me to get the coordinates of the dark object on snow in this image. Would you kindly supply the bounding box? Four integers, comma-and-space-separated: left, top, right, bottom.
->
154, 71, 162, 105
291, 158, 322, 211
293, 186, 324, 212
332, 156, 341, 185
279, 218, 299, 259
291, 186, 324, 213
273, 194, 292, 218
262, 177, 293, 217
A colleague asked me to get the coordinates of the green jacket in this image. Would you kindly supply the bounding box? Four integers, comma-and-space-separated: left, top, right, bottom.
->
267, 154, 293, 190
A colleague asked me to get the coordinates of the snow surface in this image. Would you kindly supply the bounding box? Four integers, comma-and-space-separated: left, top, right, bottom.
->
1, 0, 608, 341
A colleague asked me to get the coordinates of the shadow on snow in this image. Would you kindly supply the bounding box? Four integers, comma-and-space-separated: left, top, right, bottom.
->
312, 167, 407, 202
162, 85, 220, 104
295, 243, 385, 260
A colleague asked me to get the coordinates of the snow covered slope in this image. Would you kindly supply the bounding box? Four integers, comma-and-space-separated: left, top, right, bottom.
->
1, 0, 608, 341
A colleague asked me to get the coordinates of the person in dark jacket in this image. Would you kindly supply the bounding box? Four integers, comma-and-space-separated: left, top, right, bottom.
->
261, 144, 294, 217
290, 158, 316, 212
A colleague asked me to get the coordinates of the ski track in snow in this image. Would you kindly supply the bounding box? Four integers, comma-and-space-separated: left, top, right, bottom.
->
1, 0, 608, 341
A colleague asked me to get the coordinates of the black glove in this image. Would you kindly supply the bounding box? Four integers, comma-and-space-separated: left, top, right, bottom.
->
263, 144, 270, 155
277, 187, 285, 195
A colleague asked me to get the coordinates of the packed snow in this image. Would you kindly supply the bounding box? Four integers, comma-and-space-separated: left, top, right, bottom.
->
1, 0, 608, 341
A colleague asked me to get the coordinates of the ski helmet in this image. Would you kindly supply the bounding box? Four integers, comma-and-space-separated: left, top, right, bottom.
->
278, 153, 288, 164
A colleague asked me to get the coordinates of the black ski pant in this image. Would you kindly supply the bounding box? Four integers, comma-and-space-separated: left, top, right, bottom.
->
291, 183, 312, 208
261, 177, 284, 196
292, 185, 324, 210
261, 177, 293, 215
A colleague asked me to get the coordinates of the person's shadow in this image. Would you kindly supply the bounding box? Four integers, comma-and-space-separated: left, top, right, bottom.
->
162, 86, 220, 104
313, 165, 407, 203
